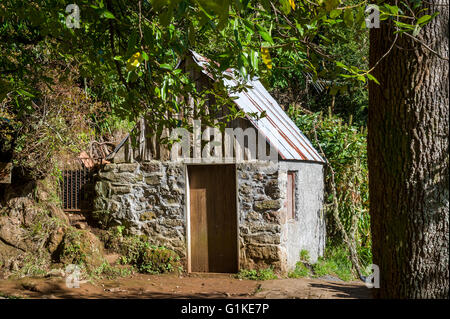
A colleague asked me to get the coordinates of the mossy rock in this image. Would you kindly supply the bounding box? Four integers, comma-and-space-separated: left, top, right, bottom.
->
138, 246, 180, 274
53, 228, 104, 271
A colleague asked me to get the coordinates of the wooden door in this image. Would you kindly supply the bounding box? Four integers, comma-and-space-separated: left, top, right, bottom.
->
188, 165, 238, 273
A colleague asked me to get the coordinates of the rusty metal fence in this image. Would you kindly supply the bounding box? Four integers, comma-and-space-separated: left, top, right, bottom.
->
59, 159, 92, 212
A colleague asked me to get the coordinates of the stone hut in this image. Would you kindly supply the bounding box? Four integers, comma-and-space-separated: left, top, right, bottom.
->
93, 52, 326, 273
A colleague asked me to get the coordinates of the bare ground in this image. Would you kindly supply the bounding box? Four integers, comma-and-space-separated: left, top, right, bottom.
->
0, 273, 372, 299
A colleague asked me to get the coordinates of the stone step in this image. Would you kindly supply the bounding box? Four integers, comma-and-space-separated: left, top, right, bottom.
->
67, 213, 89, 230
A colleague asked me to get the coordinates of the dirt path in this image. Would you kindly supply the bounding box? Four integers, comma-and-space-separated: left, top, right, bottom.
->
0, 273, 371, 299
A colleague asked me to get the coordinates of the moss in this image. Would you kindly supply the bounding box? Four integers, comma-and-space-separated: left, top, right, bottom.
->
53, 227, 104, 271
100, 228, 182, 274
138, 246, 180, 274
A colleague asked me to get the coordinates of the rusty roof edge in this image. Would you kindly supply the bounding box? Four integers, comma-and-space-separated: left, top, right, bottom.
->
189, 50, 325, 164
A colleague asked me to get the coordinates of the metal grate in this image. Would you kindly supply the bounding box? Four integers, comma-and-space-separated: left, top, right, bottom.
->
60, 163, 90, 212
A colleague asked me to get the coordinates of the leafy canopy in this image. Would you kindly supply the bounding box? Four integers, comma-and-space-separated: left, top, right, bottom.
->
1, 0, 438, 131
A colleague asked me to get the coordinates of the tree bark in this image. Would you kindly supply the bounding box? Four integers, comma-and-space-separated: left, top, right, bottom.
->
368, 0, 449, 298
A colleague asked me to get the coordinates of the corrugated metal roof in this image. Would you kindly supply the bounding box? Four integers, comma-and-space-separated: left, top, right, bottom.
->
190, 51, 325, 163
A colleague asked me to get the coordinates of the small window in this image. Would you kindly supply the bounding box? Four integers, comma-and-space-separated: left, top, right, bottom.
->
287, 171, 296, 220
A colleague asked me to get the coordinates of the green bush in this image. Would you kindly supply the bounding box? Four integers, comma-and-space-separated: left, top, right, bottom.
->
138, 246, 180, 274
92, 262, 133, 279
54, 228, 104, 271
299, 249, 310, 263
288, 249, 312, 278
288, 262, 311, 278
312, 246, 354, 281
101, 228, 181, 274
237, 268, 277, 281
289, 247, 354, 281
289, 107, 371, 268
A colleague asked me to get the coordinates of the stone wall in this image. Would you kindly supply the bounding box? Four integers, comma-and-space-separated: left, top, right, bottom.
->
236, 162, 288, 273
93, 161, 187, 258
279, 161, 325, 270
93, 160, 325, 274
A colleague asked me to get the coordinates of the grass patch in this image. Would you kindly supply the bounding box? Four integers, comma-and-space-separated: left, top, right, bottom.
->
288, 263, 311, 278
92, 262, 134, 279
237, 268, 277, 281
288, 247, 355, 281
312, 246, 354, 281
288, 249, 312, 278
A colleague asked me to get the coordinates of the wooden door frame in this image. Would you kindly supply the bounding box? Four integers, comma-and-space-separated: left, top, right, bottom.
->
184, 163, 240, 273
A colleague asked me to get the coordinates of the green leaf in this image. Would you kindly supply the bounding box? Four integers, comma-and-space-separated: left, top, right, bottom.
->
161, 80, 167, 100
325, 0, 340, 12
101, 10, 115, 19
367, 73, 380, 85
393, 20, 415, 30
330, 9, 341, 19
159, 63, 172, 70
343, 9, 354, 27
280, 0, 291, 15
250, 50, 259, 71
384, 4, 398, 15
357, 75, 366, 83
329, 86, 339, 95
17, 89, 34, 98
417, 14, 432, 25
257, 26, 274, 45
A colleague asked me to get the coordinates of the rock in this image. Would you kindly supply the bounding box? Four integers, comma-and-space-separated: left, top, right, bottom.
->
99, 171, 142, 183
139, 211, 156, 221
246, 211, 260, 221
55, 229, 105, 271
118, 163, 139, 173
145, 175, 161, 185
164, 219, 183, 227
46, 268, 65, 278
249, 223, 281, 234
240, 184, 252, 195
264, 180, 280, 199
263, 211, 282, 224
246, 245, 280, 261
47, 227, 66, 253
0, 216, 27, 251
110, 185, 132, 195
47, 204, 69, 225
22, 207, 40, 226
141, 161, 162, 173
103, 163, 117, 172
74, 222, 86, 230
95, 181, 110, 198
244, 233, 280, 245
0, 241, 23, 271
254, 200, 281, 212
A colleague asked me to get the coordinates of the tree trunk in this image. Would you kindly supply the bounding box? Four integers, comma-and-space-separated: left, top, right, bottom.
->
368, 1, 449, 298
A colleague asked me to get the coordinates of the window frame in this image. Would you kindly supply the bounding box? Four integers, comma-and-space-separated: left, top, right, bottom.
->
287, 171, 296, 220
